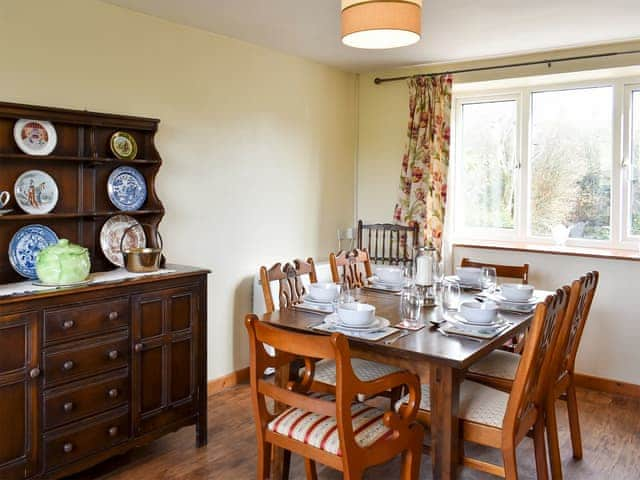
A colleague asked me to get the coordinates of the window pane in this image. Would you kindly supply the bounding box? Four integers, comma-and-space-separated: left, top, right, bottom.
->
530, 87, 612, 240
630, 90, 640, 235
460, 100, 517, 230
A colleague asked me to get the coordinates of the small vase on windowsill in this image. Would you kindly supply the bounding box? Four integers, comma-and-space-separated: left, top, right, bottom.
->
551, 224, 570, 246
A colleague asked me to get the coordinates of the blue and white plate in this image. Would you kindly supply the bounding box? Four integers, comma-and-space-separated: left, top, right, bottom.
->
9, 224, 59, 279
107, 166, 147, 211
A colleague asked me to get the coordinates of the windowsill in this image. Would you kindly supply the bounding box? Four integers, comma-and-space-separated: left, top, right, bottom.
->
453, 240, 640, 262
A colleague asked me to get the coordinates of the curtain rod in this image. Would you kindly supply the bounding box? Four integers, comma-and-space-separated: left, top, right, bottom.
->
373, 49, 640, 84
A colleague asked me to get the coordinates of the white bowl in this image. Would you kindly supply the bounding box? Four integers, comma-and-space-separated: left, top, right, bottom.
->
455, 267, 482, 285
337, 303, 376, 327
501, 283, 535, 302
375, 265, 403, 284
459, 301, 498, 324
307, 282, 340, 303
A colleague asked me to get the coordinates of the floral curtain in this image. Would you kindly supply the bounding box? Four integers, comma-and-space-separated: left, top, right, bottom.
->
393, 75, 453, 252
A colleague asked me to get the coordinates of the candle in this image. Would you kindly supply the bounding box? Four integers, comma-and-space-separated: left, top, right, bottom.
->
415, 255, 433, 286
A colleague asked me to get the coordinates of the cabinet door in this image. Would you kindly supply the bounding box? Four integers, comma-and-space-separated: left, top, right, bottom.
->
131, 287, 200, 435
0, 312, 40, 479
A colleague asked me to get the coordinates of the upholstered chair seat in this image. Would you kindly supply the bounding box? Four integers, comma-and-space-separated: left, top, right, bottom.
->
467, 350, 520, 381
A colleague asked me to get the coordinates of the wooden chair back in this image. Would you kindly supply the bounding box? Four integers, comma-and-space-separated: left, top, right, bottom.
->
461, 258, 529, 284
260, 258, 317, 314
357, 221, 419, 265
329, 249, 373, 289
502, 287, 569, 441
558, 271, 599, 375
245, 314, 424, 477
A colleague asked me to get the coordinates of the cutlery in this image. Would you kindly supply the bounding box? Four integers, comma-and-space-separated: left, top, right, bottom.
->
384, 331, 412, 345
437, 327, 482, 342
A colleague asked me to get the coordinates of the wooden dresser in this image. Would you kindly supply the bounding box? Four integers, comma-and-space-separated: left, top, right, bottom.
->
0, 102, 209, 478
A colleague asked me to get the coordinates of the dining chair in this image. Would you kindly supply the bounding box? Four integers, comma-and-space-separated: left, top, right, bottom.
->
245, 314, 424, 480
357, 221, 420, 265
401, 287, 570, 479
466, 271, 599, 479
260, 258, 404, 400
461, 258, 529, 284
329, 248, 373, 289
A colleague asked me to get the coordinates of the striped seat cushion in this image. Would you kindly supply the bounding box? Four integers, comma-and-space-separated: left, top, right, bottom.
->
267, 394, 392, 456
312, 358, 403, 386
468, 350, 520, 381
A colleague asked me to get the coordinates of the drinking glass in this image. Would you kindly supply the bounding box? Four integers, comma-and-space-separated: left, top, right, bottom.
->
402, 263, 414, 287
400, 286, 423, 327
433, 259, 444, 285
481, 267, 497, 294
331, 283, 349, 313
441, 280, 461, 311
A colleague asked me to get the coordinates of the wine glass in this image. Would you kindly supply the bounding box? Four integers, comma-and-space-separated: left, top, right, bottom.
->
481, 267, 497, 295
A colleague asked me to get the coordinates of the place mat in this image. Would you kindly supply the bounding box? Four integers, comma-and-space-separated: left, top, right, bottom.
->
441, 316, 512, 340
312, 319, 398, 341
0, 268, 177, 298
395, 320, 426, 331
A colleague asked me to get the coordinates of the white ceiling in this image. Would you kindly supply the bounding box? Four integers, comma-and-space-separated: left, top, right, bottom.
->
103, 0, 640, 72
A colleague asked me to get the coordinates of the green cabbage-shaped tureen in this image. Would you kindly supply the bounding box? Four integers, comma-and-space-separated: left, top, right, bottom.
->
36, 239, 91, 284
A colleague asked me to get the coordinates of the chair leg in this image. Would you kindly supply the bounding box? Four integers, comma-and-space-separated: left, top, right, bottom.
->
533, 417, 549, 480
503, 443, 519, 480
401, 424, 424, 480
258, 441, 272, 480
304, 458, 318, 480
566, 381, 583, 460
390, 385, 403, 408
281, 449, 291, 480
545, 397, 563, 480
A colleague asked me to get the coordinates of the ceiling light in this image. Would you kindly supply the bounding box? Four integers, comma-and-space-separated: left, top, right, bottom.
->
341, 0, 422, 49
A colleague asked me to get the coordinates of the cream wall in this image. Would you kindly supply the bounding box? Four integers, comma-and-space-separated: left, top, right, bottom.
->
356, 42, 640, 385
0, 0, 356, 380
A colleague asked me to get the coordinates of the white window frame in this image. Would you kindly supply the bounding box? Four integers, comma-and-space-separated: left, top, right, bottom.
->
451, 74, 640, 251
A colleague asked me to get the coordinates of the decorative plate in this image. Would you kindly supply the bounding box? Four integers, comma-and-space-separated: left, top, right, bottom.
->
14, 170, 59, 214
107, 166, 147, 211
110, 131, 138, 161
13, 119, 57, 156
100, 215, 146, 267
9, 224, 59, 279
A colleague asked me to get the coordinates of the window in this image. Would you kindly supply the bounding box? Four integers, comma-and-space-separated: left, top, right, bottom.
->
529, 87, 613, 240
453, 77, 640, 250
458, 100, 518, 232
630, 89, 640, 236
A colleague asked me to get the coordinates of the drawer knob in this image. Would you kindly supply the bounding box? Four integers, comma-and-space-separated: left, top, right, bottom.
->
62, 319, 75, 330
108, 388, 119, 399
134, 343, 144, 353
63, 360, 75, 371
29, 367, 41, 379
108, 311, 119, 321
63, 443, 74, 454
108, 350, 119, 360
108, 426, 119, 437
63, 402, 74, 413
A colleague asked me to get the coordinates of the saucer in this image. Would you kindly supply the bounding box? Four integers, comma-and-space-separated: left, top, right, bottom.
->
451, 313, 504, 328
326, 314, 390, 332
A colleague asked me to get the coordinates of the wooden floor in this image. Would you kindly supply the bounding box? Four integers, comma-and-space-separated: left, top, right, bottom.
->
68, 385, 640, 480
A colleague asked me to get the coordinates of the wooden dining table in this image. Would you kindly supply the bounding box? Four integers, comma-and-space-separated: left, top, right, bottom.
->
261, 287, 541, 480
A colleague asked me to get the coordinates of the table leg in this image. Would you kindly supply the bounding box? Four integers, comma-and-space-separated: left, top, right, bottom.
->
429, 364, 461, 480
270, 362, 291, 480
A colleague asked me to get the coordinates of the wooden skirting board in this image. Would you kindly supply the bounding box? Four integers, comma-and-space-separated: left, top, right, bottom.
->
207, 367, 640, 400
574, 373, 640, 399
208, 367, 250, 396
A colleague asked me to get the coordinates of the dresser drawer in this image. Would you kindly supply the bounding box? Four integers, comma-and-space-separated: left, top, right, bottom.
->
43, 369, 129, 431
43, 333, 129, 387
44, 298, 129, 345
43, 407, 130, 471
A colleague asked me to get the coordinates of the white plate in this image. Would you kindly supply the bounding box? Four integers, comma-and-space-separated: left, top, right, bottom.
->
14, 119, 57, 156
492, 294, 536, 305
32, 279, 91, 288
326, 314, 390, 332
450, 313, 504, 328
14, 170, 59, 214
368, 276, 404, 289
303, 294, 333, 305
445, 275, 482, 289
